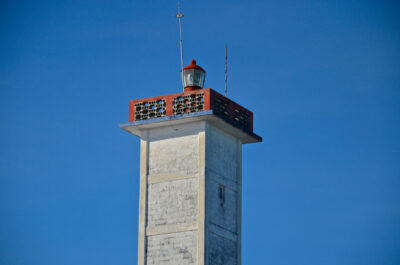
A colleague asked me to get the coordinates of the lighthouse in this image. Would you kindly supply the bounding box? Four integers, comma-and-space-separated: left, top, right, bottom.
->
120, 59, 262, 265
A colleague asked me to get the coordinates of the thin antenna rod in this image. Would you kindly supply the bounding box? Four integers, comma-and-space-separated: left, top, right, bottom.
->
225, 44, 228, 97
176, 1, 185, 92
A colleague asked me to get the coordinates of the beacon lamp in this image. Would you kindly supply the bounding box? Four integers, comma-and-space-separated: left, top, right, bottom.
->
183, 59, 206, 91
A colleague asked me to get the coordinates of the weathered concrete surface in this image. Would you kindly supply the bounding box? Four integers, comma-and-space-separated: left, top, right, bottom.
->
147, 231, 198, 265
137, 121, 242, 265
205, 125, 241, 265
148, 178, 198, 226
148, 134, 199, 176
207, 232, 237, 265
206, 177, 237, 233
205, 125, 238, 180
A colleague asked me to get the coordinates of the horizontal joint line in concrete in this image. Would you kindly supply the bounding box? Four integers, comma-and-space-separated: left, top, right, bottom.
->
209, 222, 238, 242
147, 172, 199, 184
146, 222, 198, 236
206, 167, 237, 191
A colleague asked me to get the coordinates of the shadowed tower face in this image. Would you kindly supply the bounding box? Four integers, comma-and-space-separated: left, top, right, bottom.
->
120, 60, 261, 265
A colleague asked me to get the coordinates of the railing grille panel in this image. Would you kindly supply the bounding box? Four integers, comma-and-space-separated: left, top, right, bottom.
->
134, 99, 166, 121
173, 93, 204, 115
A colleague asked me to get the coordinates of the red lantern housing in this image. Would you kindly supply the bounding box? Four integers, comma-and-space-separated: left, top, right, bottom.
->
183, 59, 206, 92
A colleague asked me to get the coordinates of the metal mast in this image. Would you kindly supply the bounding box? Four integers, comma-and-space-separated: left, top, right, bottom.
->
176, 1, 185, 91
225, 44, 228, 96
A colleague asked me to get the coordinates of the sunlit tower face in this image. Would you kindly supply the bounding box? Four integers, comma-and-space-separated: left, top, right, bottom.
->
183, 59, 206, 91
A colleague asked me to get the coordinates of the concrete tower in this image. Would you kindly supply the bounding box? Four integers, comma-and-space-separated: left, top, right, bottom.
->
120, 60, 261, 265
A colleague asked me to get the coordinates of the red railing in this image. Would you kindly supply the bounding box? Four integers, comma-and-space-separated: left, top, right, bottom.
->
129, 88, 253, 133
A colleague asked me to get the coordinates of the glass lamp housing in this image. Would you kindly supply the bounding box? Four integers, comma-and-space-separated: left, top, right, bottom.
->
183, 69, 205, 88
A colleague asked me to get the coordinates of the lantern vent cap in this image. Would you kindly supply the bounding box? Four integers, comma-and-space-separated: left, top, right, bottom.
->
183, 59, 205, 72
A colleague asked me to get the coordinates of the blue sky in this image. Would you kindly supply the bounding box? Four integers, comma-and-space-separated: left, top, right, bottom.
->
0, 0, 399, 264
